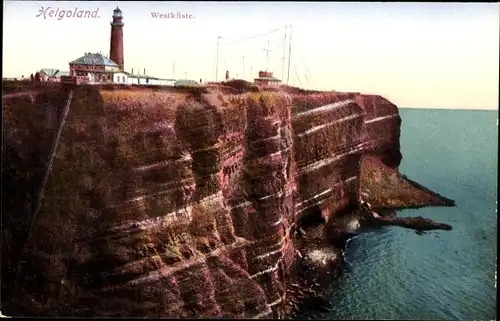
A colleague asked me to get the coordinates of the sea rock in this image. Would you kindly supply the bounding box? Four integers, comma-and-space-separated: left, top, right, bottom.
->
1, 81, 441, 318
368, 215, 453, 231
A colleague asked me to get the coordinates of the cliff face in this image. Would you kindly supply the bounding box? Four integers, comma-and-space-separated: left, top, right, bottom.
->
2, 82, 402, 318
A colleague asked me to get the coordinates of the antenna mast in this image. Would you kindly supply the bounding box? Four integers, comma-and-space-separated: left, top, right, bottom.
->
263, 40, 272, 72
215, 36, 221, 82
286, 25, 292, 85
282, 25, 287, 81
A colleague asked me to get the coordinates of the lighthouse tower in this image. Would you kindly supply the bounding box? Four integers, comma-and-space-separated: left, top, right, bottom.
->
109, 7, 124, 71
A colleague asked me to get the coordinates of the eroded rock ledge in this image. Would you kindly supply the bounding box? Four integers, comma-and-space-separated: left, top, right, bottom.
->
2, 80, 454, 318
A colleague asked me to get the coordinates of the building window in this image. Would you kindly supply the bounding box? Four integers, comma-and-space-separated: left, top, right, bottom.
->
122, 76, 125, 82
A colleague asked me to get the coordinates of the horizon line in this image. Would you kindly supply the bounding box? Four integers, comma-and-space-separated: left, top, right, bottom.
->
399, 106, 498, 111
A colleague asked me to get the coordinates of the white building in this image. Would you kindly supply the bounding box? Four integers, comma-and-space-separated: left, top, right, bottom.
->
125, 72, 176, 86
113, 71, 129, 84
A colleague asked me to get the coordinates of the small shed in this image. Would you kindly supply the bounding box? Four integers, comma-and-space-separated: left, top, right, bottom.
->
254, 71, 281, 85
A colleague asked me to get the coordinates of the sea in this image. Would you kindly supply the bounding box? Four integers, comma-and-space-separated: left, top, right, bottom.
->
306, 108, 498, 320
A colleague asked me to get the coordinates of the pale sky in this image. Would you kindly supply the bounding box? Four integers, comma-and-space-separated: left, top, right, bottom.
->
3, 1, 499, 109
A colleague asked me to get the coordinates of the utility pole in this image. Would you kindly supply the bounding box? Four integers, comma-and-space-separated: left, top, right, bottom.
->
282, 25, 287, 81
286, 25, 292, 85
263, 40, 272, 72
215, 36, 221, 82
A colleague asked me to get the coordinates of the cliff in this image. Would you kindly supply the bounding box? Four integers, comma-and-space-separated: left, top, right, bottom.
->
1, 81, 452, 318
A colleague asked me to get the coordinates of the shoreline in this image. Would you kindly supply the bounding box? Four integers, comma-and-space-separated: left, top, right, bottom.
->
285, 155, 456, 318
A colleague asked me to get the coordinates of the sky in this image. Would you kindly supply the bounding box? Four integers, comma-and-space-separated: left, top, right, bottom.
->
3, 1, 499, 109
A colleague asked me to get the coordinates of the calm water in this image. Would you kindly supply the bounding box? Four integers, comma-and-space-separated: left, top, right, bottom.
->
313, 109, 498, 320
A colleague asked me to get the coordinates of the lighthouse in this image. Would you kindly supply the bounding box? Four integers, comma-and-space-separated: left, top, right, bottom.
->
109, 7, 124, 71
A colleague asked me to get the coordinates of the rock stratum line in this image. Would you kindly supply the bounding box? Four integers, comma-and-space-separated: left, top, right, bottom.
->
1, 81, 454, 318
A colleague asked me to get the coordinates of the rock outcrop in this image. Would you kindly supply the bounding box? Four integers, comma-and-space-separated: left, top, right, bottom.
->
1, 81, 449, 318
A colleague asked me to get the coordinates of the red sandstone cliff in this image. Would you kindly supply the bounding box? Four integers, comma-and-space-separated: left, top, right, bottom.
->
1, 81, 414, 318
